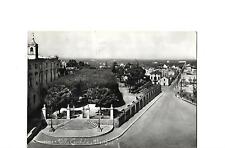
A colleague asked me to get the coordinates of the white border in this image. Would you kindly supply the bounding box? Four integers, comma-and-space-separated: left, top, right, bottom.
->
1, 0, 225, 148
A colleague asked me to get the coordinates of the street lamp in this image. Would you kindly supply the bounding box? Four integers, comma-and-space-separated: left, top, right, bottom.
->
97, 106, 103, 132
98, 109, 101, 128
49, 107, 55, 132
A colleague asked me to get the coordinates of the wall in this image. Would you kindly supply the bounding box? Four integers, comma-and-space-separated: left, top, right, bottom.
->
43, 84, 161, 128
89, 119, 114, 125
114, 84, 161, 128
28, 58, 60, 117
46, 119, 69, 126
46, 118, 113, 126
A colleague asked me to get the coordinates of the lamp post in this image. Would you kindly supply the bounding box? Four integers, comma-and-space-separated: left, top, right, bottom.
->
98, 108, 101, 128
49, 106, 55, 132
97, 106, 103, 132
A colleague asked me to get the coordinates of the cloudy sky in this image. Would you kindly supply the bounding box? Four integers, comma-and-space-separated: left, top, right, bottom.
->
28, 31, 196, 60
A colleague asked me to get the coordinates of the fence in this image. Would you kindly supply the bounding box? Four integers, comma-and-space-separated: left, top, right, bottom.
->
43, 85, 161, 128
113, 85, 161, 127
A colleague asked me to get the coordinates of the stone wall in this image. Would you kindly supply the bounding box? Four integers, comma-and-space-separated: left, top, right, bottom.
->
114, 85, 161, 128
28, 58, 60, 117
44, 85, 161, 128
89, 119, 114, 125
46, 119, 69, 126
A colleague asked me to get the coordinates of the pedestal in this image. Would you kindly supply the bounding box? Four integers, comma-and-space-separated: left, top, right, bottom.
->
67, 104, 70, 119
87, 105, 90, 119
110, 104, 114, 119
42, 104, 46, 119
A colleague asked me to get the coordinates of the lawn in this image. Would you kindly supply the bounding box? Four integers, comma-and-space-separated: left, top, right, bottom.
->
50, 68, 118, 90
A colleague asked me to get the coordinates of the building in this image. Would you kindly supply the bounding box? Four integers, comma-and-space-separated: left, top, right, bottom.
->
28, 34, 60, 117
160, 76, 169, 86
181, 73, 197, 84
150, 70, 162, 84
145, 68, 154, 76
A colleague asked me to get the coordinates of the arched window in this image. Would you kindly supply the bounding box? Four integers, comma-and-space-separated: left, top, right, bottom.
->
30, 47, 33, 52
33, 94, 36, 105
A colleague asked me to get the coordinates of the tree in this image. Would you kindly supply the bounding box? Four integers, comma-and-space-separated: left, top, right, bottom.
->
67, 60, 78, 67
124, 64, 146, 88
79, 61, 85, 67
117, 67, 125, 81
84, 87, 123, 107
44, 85, 72, 115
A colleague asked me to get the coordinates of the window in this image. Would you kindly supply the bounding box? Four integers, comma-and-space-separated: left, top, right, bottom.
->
33, 95, 36, 105
28, 64, 31, 70
35, 72, 38, 85
30, 47, 33, 52
28, 74, 32, 87
46, 70, 48, 84
50, 70, 53, 82
35, 64, 38, 69
28, 98, 30, 108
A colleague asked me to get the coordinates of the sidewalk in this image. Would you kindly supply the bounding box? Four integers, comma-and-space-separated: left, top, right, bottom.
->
181, 97, 197, 106
33, 92, 164, 146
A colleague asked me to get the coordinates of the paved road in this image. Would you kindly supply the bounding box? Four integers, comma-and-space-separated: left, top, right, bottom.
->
28, 84, 196, 148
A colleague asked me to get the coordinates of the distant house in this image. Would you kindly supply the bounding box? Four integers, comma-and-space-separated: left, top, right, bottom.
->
66, 67, 78, 74
160, 77, 169, 86
181, 73, 197, 84
150, 70, 162, 84
120, 63, 125, 67
121, 75, 128, 82
163, 64, 168, 69
145, 68, 154, 76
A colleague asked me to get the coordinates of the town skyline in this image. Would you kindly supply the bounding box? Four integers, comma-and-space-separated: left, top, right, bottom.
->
28, 31, 197, 60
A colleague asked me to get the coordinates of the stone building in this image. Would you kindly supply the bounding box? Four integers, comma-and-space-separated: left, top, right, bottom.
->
28, 34, 60, 117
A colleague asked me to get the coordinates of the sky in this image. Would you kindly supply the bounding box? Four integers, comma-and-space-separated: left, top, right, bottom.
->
28, 31, 197, 60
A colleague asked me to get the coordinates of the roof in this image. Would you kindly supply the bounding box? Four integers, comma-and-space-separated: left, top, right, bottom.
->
163, 64, 168, 69
28, 56, 59, 63
150, 70, 162, 75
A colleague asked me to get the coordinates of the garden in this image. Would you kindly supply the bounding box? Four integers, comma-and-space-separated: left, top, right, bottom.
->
43, 68, 125, 115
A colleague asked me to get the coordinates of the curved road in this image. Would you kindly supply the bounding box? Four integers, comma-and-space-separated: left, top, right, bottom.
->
28, 84, 196, 148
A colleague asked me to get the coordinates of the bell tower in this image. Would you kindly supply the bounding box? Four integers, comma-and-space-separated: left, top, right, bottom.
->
28, 33, 39, 59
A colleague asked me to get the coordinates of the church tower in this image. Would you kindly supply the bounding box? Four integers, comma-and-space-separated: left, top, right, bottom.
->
28, 33, 38, 59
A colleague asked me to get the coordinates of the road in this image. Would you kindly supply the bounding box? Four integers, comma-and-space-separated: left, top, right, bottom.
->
28, 83, 196, 148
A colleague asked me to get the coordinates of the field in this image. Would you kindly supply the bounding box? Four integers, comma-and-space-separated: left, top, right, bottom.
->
50, 68, 118, 90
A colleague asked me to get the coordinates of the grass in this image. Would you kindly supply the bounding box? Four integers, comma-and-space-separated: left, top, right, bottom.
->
50, 68, 118, 90
47, 68, 125, 108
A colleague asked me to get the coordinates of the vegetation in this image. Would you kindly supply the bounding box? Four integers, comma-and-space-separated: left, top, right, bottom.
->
84, 87, 123, 107
66, 60, 90, 69
51, 68, 119, 89
44, 68, 125, 113
44, 85, 72, 116
112, 62, 147, 92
